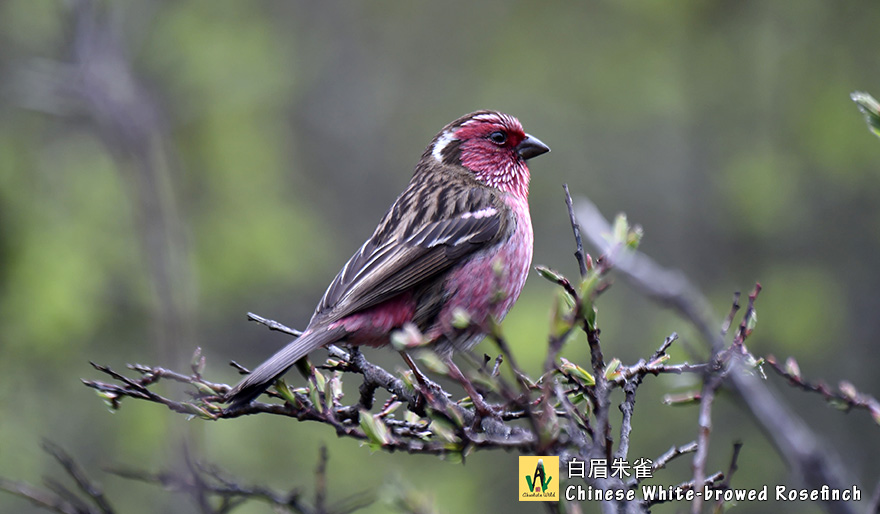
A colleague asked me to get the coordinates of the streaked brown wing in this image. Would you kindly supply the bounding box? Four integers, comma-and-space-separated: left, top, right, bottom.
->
311, 200, 506, 326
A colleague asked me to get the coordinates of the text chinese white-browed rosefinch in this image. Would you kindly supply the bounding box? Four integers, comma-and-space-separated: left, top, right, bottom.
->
226, 111, 549, 407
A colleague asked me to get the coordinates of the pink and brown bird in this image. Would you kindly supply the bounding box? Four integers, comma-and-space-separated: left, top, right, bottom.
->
225, 110, 549, 408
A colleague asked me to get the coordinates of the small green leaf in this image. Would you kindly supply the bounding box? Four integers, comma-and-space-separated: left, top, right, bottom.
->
440, 449, 463, 463
604, 358, 621, 380
309, 383, 323, 414
313, 369, 326, 391
274, 378, 298, 405
579, 273, 600, 300
193, 382, 217, 395
359, 410, 392, 450
181, 402, 216, 420
744, 310, 758, 336
95, 390, 120, 411
612, 213, 629, 243
647, 354, 670, 367
535, 265, 565, 284
568, 391, 587, 405
851, 91, 880, 138
328, 372, 343, 402
626, 224, 643, 249
550, 290, 574, 338
585, 302, 598, 332
559, 357, 595, 386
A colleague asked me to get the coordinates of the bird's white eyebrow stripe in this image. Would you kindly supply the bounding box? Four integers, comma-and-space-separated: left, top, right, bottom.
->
460, 207, 497, 219
431, 131, 456, 162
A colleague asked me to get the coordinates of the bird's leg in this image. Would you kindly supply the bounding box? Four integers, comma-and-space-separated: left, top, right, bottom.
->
401, 351, 499, 419
443, 357, 500, 418
399, 352, 446, 408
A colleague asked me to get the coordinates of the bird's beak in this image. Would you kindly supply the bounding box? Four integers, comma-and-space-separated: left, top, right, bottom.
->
516, 134, 550, 160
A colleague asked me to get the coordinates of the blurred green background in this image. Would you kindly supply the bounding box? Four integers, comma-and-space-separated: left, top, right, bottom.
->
1, 1, 879, 513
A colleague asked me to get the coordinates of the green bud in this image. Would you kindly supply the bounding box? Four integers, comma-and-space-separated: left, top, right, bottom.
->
190, 347, 205, 375
839, 381, 858, 401
662, 391, 700, 406
744, 310, 758, 336
784, 357, 800, 378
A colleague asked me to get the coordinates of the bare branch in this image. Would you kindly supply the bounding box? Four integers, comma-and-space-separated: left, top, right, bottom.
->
575, 197, 860, 514
764, 356, 880, 421
247, 312, 303, 337
563, 184, 588, 277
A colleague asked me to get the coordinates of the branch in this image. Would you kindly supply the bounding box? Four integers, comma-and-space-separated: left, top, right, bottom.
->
83, 329, 537, 456
563, 183, 588, 277
764, 355, 880, 422
0, 441, 114, 514
575, 197, 861, 514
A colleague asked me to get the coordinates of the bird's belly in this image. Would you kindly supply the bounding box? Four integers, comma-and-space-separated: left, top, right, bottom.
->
433, 198, 533, 352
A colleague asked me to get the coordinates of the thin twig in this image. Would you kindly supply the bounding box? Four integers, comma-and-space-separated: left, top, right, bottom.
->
764, 356, 880, 419
315, 446, 328, 514
563, 183, 588, 277
716, 441, 743, 494
247, 312, 303, 337
41, 441, 115, 514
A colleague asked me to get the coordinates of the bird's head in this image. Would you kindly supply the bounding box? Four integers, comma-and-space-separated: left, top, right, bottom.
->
426, 111, 549, 198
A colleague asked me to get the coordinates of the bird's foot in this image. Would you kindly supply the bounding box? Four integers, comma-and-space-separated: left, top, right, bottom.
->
463, 390, 502, 420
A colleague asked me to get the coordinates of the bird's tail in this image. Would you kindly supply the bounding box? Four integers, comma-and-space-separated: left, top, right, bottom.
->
224, 326, 343, 409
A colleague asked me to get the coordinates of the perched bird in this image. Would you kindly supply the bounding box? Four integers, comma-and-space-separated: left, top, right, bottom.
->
225, 110, 549, 408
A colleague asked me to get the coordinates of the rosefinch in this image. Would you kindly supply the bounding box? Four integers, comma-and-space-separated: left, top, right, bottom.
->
226, 111, 549, 408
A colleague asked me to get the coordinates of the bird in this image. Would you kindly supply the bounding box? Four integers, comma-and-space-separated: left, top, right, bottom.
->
225, 110, 549, 409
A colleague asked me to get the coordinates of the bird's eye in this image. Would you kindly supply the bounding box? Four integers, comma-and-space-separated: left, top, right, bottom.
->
488, 131, 507, 145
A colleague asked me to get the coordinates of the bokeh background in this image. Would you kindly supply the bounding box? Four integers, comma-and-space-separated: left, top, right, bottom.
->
1, 1, 879, 513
